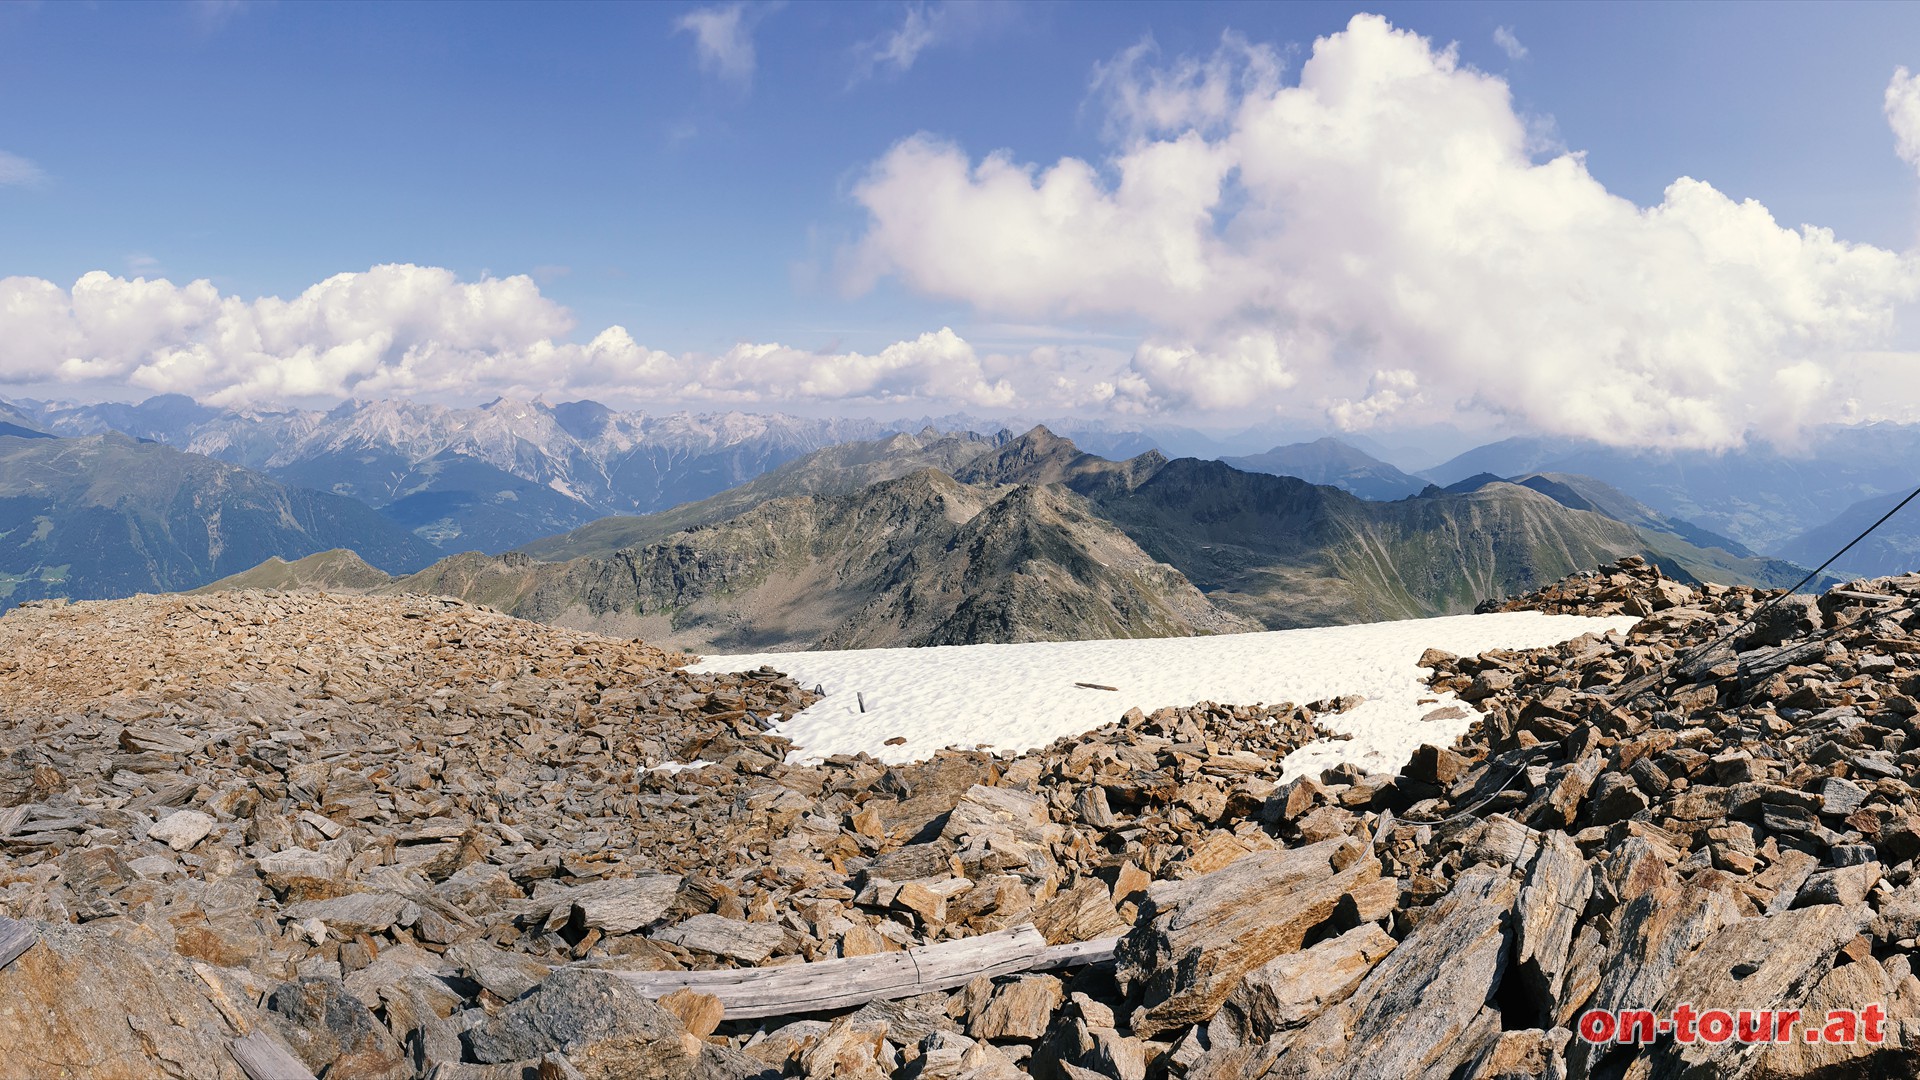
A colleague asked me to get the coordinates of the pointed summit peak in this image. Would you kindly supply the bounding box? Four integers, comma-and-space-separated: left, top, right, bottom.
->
955, 426, 1099, 488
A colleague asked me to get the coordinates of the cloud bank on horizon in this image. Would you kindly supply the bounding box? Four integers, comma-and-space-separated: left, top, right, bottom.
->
5, 14, 1920, 450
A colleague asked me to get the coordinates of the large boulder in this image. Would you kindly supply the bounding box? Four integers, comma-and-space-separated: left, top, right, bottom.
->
1115, 837, 1381, 1038
0, 921, 270, 1079
465, 968, 759, 1080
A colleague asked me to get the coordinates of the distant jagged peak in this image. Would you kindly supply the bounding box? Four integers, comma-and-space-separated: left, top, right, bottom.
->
477, 394, 556, 417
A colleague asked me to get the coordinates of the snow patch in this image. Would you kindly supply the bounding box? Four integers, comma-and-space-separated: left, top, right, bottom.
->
694, 612, 1639, 780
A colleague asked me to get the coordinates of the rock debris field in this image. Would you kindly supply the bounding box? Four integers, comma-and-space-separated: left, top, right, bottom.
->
0, 560, 1918, 1078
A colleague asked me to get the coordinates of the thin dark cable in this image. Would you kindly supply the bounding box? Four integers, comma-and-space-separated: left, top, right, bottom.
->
1615, 481, 1920, 708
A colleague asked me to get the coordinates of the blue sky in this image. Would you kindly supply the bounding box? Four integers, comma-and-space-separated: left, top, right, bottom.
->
3, 1, 1920, 447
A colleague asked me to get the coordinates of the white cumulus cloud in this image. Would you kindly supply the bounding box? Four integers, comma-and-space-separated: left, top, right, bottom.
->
0, 265, 1036, 411
676, 3, 760, 88
845, 14, 1920, 449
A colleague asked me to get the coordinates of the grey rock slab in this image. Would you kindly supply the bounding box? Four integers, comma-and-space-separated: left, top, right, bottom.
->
1648, 904, 1871, 1078
447, 939, 553, 1002
569, 875, 683, 935
1510, 830, 1594, 1016
1118, 836, 1382, 1039
282, 891, 413, 936
652, 914, 787, 964
1565, 880, 1741, 1080
1214, 922, 1397, 1046
263, 975, 410, 1080
465, 969, 709, 1080
1258, 867, 1519, 1080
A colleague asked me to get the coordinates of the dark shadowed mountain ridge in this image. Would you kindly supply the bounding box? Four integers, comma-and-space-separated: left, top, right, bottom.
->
0, 433, 440, 608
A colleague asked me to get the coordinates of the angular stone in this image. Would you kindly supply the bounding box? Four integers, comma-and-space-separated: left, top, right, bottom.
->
1214, 922, 1396, 1045
282, 891, 412, 936
1405, 744, 1468, 786
1751, 947, 1919, 1077
939, 785, 1063, 880
258, 846, 353, 900
657, 989, 723, 1041
465, 970, 705, 1080
264, 975, 410, 1080
652, 914, 786, 964
968, 974, 1063, 1041
1795, 862, 1882, 908
571, 875, 683, 935
1030, 878, 1126, 946
148, 808, 216, 851
1510, 831, 1593, 1018
1646, 904, 1871, 1077
447, 939, 553, 1002
1565, 880, 1741, 1079
0, 922, 264, 1079
1116, 837, 1381, 1038
1265, 869, 1518, 1077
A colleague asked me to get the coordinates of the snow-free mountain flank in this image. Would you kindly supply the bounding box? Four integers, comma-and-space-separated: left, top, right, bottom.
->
208, 427, 1813, 648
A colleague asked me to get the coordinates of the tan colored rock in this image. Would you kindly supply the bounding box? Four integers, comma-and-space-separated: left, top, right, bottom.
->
1752, 954, 1918, 1078
1260, 869, 1518, 1078
1510, 830, 1593, 1012
968, 974, 1063, 1041
658, 988, 724, 1041
1030, 878, 1127, 946
1215, 922, 1397, 1045
1117, 837, 1381, 1038
0, 922, 261, 1079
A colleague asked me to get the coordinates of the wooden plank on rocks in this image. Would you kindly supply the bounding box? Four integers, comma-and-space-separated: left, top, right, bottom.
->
610, 924, 1117, 1019
229, 1032, 319, 1080
0, 917, 35, 971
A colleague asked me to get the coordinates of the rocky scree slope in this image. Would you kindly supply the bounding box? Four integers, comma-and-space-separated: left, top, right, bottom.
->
0, 586, 1348, 1078
14, 562, 1920, 1078
15, 558, 1920, 1079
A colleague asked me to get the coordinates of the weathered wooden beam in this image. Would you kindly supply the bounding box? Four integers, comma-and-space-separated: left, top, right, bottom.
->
608, 924, 1120, 1019
229, 1032, 318, 1080
0, 917, 35, 972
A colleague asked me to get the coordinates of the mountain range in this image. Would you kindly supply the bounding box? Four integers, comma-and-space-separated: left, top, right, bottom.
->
1421, 426, 1920, 558
204, 426, 1809, 651
1221, 437, 1430, 500
22, 392, 1920, 578
0, 432, 439, 607
12, 394, 902, 553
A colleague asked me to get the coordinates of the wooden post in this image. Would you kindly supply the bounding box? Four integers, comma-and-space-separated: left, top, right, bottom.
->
0, 917, 35, 972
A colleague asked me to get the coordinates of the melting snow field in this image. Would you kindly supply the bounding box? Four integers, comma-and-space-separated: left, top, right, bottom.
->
693, 611, 1639, 780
